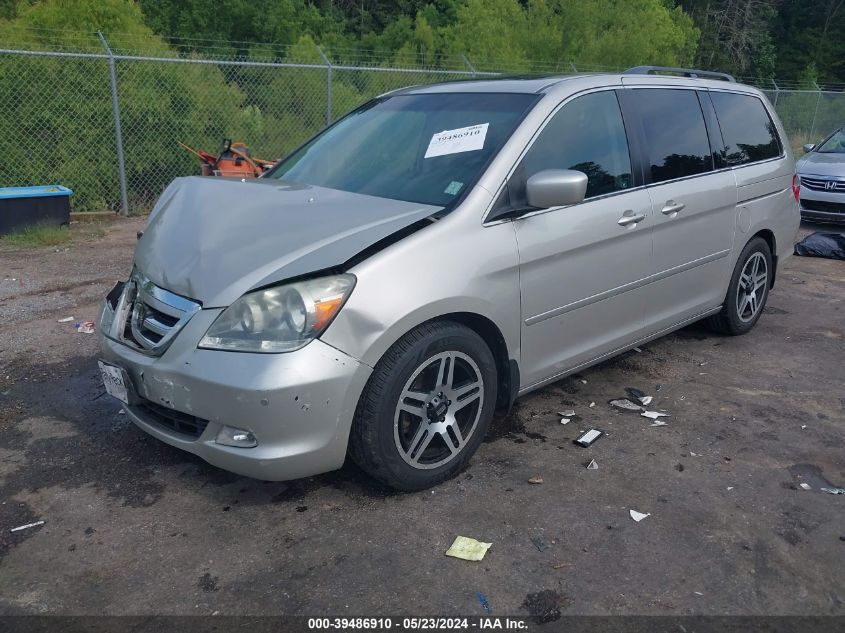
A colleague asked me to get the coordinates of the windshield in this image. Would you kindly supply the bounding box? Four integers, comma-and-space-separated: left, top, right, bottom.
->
817, 128, 845, 153
267, 92, 539, 207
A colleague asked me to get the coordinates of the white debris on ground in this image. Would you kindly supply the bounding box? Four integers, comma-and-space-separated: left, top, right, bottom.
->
10, 520, 45, 533
629, 510, 650, 522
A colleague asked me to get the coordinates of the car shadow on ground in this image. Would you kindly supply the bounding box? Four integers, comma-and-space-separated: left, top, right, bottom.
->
0, 353, 402, 530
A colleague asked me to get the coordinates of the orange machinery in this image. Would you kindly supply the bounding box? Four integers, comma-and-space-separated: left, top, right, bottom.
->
178, 139, 275, 178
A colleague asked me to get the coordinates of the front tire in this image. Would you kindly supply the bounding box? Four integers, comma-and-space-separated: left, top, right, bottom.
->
707, 237, 772, 335
349, 321, 498, 491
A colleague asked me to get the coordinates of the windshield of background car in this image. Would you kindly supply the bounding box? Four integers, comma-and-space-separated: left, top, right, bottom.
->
267, 92, 539, 207
818, 128, 845, 153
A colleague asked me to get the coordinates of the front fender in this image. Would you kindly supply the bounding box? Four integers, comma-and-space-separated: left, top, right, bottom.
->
320, 201, 521, 372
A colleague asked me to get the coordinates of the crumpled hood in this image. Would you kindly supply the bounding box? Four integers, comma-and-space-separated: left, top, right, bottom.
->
135, 177, 441, 307
797, 152, 845, 177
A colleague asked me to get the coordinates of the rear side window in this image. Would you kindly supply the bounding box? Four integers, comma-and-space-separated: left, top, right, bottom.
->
710, 92, 782, 165
629, 89, 713, 184
515, 90, 633, 201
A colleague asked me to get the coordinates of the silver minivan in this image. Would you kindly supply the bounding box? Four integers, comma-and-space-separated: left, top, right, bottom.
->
99, 66, 800, 490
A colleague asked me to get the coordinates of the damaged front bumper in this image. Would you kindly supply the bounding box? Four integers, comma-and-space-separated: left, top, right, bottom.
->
98, 289, 372, 481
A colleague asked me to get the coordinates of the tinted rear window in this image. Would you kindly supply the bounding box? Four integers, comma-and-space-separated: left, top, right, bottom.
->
630, 89, 713, 184
710, 92, 782, 165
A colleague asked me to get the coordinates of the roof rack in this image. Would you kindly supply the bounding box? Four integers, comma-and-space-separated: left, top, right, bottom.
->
623, 66, 736, 83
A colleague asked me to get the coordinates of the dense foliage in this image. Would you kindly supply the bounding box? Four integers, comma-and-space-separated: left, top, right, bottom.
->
135, 0, 844, 83
679, 0, 845, 86
0, 1, 262, 210
1, 0, 844, 211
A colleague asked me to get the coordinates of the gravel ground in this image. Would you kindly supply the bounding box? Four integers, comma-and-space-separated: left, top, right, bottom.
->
0, 218, 843, 620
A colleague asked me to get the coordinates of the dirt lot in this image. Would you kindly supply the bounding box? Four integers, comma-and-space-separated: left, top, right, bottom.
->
0, 218, 843, 619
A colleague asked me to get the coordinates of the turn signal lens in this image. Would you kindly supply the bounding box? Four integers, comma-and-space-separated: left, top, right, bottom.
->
792, 174, 800, 201
313, 297, 345, 331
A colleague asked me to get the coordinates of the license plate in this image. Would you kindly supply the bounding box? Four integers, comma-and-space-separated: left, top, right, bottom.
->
98, 360, 129, 405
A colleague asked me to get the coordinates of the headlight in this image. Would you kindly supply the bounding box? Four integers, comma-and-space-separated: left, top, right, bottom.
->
198, 274, 355, 353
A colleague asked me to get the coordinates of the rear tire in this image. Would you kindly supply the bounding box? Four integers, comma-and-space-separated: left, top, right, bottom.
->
349, 321, 497, 491
707, 237, 772, 335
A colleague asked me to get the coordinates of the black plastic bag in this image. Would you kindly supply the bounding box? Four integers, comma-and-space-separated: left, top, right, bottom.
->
794, 232, 845, 260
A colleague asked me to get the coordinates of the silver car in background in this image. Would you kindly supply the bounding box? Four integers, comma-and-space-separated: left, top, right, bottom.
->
98, 66, 799, 491
796, 126, 845, 223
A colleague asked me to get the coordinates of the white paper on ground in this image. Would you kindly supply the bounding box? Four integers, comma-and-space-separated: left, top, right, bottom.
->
578, 429, 601, 444
799, 482, 811, 490
641, 411, 669, 419
424, 123, 488, 158
445, 535, 492, 561
629, 509, 650, 522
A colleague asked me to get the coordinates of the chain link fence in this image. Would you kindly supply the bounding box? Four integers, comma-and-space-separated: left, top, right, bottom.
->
2, 35, 844, 213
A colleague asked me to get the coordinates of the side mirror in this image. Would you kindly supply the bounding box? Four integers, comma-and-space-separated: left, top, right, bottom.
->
803, 143, 815, 153
526, 169, 588, 209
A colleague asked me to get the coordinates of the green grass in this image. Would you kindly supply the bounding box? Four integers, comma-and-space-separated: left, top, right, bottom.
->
86, 226, 107, 239
2, 224, 72, 247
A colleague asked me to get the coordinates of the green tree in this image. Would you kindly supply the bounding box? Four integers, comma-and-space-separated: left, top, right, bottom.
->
139, 0, 333, 54
440, 0, 530, 70
546, 0, 698, 69
773, 0, 845, 85
0, 0, 257, 211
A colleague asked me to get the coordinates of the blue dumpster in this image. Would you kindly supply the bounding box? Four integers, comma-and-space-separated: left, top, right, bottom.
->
0, 185, 73, 235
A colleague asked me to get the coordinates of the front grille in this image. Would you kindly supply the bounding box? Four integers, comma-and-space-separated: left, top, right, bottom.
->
801, 198, 845, 214
133, 399, 210, 439
107, 271, 201, 356
801, 176, 845, 192
130, 299, 181, 347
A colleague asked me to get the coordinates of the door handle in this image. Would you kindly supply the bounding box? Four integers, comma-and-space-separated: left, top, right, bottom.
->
617, 211, 646, 227
661, 201, 686, 216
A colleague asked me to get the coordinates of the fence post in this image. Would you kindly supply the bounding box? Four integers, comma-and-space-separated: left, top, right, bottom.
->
317, 46, 332, 126
809, 82, 822, 140
461, 55, 477, 78
771, 78, 779, 107
97, 32, 129, 216
570, 62, 578, 73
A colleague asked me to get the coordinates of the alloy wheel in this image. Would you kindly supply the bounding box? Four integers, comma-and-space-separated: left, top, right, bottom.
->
736, 252, 768, 323
393, 351, 484, 470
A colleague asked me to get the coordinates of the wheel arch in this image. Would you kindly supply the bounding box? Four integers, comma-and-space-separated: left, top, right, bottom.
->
359, 310, 519, 414
750, 228, 777, 288
438, 312, 519, 412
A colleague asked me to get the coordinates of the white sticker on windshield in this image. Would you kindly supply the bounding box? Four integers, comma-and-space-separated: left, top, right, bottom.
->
424, 123, 489, 159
